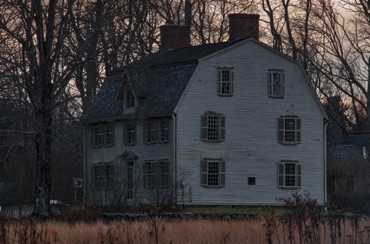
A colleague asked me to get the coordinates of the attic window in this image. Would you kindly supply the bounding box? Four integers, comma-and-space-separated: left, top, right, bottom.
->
217, 68, 234, 96
126, 89, 135, 108
268, 69, 285, 98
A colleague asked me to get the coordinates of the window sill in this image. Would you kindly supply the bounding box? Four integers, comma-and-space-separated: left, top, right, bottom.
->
278, 186, 301, 190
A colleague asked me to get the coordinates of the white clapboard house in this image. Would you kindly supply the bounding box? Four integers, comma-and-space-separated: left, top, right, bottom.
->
81, 14, 328, 207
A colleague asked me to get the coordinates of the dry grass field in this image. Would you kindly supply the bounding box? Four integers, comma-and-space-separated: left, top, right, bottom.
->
2, 216, 370, 244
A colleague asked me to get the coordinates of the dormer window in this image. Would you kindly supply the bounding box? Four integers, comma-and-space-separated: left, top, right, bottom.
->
126, 89, 135, 108
217, 67, 234, 96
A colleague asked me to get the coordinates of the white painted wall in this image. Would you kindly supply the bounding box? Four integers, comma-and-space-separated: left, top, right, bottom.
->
176, 41, 326, 205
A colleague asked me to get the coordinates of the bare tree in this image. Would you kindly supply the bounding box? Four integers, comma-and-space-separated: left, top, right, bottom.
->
0, 0, 93, 217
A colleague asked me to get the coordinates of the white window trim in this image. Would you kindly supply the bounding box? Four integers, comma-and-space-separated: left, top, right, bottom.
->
201, 159, 226, 188
268, 69, 285, 98
277, 160, 301, 189
278, 116, 301, 144
201, 112, 225, 142
217, 68, 234, 96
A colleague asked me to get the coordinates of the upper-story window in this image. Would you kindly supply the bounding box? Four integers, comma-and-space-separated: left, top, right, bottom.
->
124, 121, 136, 145
217, 67, 234, 96
201, 112, 225, 142
144, 118, 170, 144
278, 116, 301, 144
268, 69, 285, 98
91, 123, 114, 147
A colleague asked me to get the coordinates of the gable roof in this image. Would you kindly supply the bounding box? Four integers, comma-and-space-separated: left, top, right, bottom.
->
82, 38, 327, 123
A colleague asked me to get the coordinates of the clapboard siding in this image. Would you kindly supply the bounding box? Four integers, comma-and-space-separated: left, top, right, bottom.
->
83, 39, 326, 207
176, 41, 325, 205
85, 118, 175, 205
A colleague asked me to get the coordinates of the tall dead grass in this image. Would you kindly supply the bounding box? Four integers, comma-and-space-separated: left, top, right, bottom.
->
1, 217, 370, 244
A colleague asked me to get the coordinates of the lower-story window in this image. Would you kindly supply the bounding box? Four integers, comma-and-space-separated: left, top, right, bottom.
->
92, 162, 114, 190
278, 160, 301, 188
201, 159, 225, 187
144, 160, 169, 188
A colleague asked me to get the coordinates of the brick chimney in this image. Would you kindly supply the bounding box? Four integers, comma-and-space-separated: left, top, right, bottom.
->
228, 14, 260, 41
160, 25, 191, 51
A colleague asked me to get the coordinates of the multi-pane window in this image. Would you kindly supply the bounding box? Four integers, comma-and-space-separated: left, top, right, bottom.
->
124, 121, 136, 145
159, 118, 170, 143
217, 68, 234, 96
91, 124, 114, 147
201, 113, 225, 142
268, 69, 285, 97
278, 161, 301, 188
144, 160, 169, 188
144, 118, 170, 144
201, 159, 225, 187
278, 116, 301, 144
92, 162, 114, 190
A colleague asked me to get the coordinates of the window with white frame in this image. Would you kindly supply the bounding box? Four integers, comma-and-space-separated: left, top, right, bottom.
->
144, 118, 170, 144
144, 160, 169, 188
92, 162, 114, 190
201, 113, 225, 142
217, 68, 234, 96
124, 121, 136, 145
278, 116, 301, 144
90, 124, 114, 147
268, 69, 285, 97
278, 161, 301, 188
201, 159, 225, 187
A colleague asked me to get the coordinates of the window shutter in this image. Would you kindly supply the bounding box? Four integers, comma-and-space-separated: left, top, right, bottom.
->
217, 70, 222, 94
268, 71, 273, 96
144, 161, 150, 188
153, 161, 159, 187
296, 164, 302, 187
220, 116, 225, 141
220, 160, 226, 186
201, 115, 208, 141
281, 72, 285, 96
132, 123, 136, 144
91, 128, 95, 146
296, 118, 301, 143
163, 160, 169, 187
123, 124, 127, 145
153, 120, 159, 143
201, 161, 208, 186
278, 162, 284, 187
143, 121, 147, 143
230, 69, 234, 94
278, 118, 284, 143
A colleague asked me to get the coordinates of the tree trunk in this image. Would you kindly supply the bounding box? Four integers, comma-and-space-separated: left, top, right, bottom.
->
32, 106, 53, 217
367, 56, 370, 130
